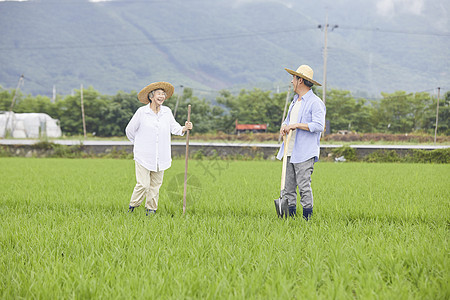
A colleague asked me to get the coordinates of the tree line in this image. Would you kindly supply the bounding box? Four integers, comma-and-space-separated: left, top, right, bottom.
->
0, 85, 448, 136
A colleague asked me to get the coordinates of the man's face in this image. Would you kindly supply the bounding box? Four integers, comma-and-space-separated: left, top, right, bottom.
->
291, 76, 302, 93
150, 89, 167, 105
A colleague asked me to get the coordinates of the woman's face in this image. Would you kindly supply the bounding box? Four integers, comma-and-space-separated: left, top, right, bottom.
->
150, 89, 167, 106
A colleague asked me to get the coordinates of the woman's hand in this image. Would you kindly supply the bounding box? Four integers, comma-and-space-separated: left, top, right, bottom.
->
182, 121, 193, 132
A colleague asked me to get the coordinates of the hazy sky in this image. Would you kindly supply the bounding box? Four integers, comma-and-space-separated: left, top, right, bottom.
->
376, 0, 425, 16
0, 0, 439, 17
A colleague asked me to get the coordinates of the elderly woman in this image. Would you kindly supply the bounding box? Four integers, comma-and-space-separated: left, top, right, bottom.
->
125, 82, 193, 216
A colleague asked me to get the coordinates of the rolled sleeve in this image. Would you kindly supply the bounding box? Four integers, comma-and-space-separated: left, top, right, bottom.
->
170, 118, 184, 136
277, 90, 326, 163
307, 101, 325, 133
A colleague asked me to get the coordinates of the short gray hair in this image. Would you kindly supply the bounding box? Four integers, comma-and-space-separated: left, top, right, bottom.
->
148, 89, 166, 103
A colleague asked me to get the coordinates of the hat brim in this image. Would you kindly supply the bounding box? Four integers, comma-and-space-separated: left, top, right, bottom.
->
285, 68, 322, 86
138, 82, 175, 104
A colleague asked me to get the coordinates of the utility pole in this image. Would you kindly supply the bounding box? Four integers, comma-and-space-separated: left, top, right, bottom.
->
318, 17, 338, 107
4, 74, 24, 138
8, 75, 24, 112
322, 16, 329, 107
434, 87, 440, 145
52, 85, 56, 103
279, 85, 292, 143
318, 16, 338, 136
173, 85, 184, 118
80, 84, 87, 139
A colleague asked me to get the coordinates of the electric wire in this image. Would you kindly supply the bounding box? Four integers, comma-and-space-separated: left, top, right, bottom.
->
0, 26, 317, 51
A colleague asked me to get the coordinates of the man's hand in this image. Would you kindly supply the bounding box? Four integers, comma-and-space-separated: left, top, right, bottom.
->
281, 123, 309, 134
281, 124, 297, 134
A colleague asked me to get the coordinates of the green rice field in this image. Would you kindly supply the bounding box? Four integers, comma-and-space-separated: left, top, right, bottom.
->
0, 157, 449, 299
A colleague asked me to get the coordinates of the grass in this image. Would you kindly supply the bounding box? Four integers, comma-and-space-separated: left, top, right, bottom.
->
0, 158, 449, 299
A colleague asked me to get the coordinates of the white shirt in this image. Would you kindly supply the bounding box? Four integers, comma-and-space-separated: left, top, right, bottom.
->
125, 104, 184, 171
287, 99, 302, 156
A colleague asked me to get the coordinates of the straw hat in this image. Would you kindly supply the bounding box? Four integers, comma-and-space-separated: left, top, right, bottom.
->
138, 82, 175, 104
285, 65, 321, 86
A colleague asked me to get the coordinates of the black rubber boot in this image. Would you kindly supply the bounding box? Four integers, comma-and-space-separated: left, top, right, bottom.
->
288, 206, 296, 218
303, 208, 313, 221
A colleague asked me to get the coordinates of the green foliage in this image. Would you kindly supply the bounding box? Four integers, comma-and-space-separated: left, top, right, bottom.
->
165, 88, 225, 134
0, 146, 12, 157
32, 141, 86, 158
423, 91, 450, 135
370, 91, 436, 134
192, 149, 205, 160
364, 148, 450, 163
332, 146, 357, 161
32, 141, 56, 150
2, 85, 448, 137
216, 88, 285, 133
0, 87, 14, 111
325, 89, 373, 133
410, 148, 450, 164
96, 91, 141, 137
364, 150, 401, 163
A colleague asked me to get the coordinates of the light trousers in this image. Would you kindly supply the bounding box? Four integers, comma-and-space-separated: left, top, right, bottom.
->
129, 161, 164, 210
284, 156, 315, 209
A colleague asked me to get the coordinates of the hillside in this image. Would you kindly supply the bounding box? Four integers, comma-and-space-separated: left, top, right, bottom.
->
0, 0, 449, 99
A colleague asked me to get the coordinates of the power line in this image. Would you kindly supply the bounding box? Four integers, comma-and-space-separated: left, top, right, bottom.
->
0, 27, 317, 51
339, 26, 450, 37
22, 75, 48, 89
1, 24, 447, 52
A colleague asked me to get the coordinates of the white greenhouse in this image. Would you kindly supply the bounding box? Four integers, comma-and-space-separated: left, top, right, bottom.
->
0, 112, 62, 138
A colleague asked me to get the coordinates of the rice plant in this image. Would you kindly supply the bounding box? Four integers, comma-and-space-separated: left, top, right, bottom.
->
0, 158, 448, 299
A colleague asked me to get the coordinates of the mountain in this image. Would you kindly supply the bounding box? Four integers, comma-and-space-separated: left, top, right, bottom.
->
0, 0, 449, 99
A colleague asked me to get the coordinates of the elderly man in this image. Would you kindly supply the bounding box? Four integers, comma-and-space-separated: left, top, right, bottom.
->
126, 81, 193, 216
277, 65, 326, 220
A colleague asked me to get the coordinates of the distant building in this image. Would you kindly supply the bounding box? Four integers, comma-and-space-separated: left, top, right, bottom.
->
0, 112, 62, 138
235, 119, 268, 134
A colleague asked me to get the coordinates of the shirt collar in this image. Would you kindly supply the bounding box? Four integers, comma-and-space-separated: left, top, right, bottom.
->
291, 89, 313, 105
301, 89, 314, 102
144, 104, 167, 115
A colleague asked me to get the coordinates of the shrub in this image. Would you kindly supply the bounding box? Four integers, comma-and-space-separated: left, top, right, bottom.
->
410, 148, 450, 164
364, 148, 450, 163
192, 150, 205, 160
332, 146, 357, 161
364, 150, 401, 163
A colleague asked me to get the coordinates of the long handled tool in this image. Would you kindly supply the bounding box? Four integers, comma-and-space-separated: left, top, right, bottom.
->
274, 130, 292, 218
183, 104, 191, 215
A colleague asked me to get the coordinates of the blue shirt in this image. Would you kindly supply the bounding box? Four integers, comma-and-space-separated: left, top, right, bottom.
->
276, 89, 326, 163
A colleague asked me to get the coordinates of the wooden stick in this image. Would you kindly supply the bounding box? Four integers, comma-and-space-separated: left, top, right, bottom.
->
280, 131, 293, 191
183, 104, 191, 215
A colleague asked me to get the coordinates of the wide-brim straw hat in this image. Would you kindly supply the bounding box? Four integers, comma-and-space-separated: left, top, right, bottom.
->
285, 65, 321, 86
138, 82, 175, 104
